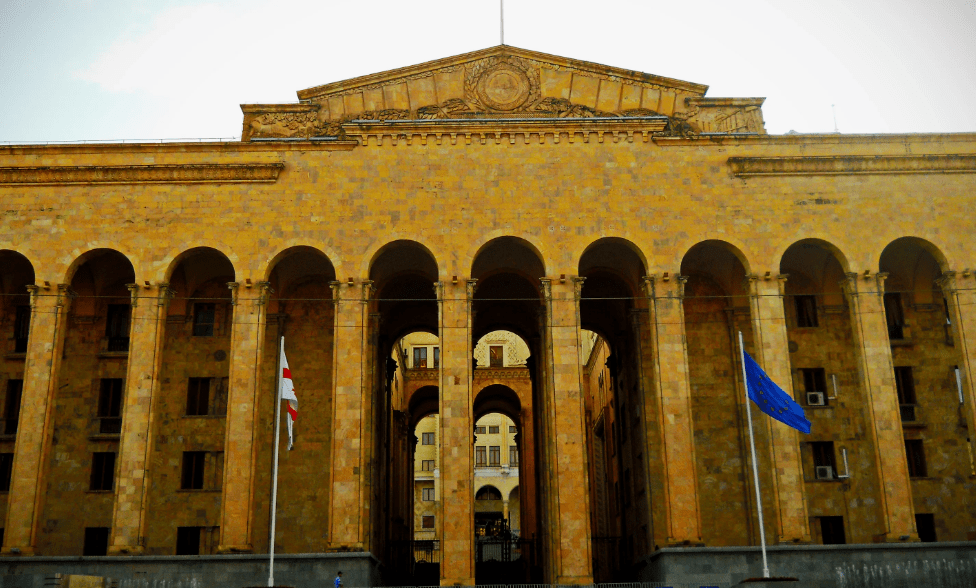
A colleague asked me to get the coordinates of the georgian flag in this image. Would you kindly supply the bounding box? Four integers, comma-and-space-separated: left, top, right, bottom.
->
280, 338, 298, 450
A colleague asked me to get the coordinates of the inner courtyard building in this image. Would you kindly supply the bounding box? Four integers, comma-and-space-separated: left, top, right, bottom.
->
1, 44, 975, 587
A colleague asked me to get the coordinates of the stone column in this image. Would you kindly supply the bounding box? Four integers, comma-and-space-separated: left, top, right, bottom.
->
841, 272, 916, 541
540, 277, 593, 584
327, 280, 374, 550
643, 275, 702, 545
218, 281, 270, 553
2, 284, 71, 555
438, 279, 475, 586
108, 283, 172, 554
747, 275, 811, 543
939, 271, 976, 475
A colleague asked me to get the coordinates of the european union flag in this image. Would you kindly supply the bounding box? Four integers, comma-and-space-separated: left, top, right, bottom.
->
743, 351, 811, 434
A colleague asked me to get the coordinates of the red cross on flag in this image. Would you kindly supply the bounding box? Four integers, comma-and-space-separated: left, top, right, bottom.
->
280, 339, 299, 450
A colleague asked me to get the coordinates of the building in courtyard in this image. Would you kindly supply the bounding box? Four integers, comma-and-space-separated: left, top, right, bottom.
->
1, 44, 976, 587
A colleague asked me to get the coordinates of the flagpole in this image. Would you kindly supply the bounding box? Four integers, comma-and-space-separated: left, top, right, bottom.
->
738, 331, 770, 579
268, 336, 284, 587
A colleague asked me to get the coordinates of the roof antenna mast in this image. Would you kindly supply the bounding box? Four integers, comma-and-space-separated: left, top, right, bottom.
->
832, 104, 839, 133
500, 0, 505, 45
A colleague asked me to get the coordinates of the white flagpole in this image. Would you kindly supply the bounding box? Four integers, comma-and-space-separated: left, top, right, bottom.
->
268, 336, 285, 587
500, 0, 504, 45
738, 331, 770, 578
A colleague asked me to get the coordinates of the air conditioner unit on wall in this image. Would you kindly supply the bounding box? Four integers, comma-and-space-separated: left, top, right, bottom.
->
815, 465, 834, 480
807, 391, 826, 406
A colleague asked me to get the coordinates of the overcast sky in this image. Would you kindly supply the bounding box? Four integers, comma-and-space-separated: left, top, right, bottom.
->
1, 0, 974, 143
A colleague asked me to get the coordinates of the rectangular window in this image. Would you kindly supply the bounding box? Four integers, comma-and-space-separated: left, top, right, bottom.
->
90, 452, 116, 491
0, 453, 13, 492
98, 378, 124, 434
176, 527, 202, 555
181, 451, 206, 490
794, 295, 819, 328
422, 432, 435, 445
489, 446, 500, 466
186, 378, 211, 416
488, 426, 499, 434
14, 306, 31, 353
884, 293, 905, 340
509, 446, 518, 466
192, 303, 216, 337
413, 347, 427, 369
905, 439, 927, 477
915, 513, 937, 542
4, 379, 22, 435
800, 368, 828, 406
489, 345, 503, 367
475, 426, 486, 434
811, 441, 836, 479
422, 515, 434, 528
421, 459, 435, 472
422, 487, 435, 501
83, 527, 110, 556
819, 516, 846, 545
433, 347, 440, 369
509, 426, 516, 433
105, 304, 131, 351
475, 446, 487, 466
895, 366, 917, 421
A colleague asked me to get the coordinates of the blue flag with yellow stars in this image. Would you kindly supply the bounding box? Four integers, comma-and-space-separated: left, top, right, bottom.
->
743, 351, 811, 434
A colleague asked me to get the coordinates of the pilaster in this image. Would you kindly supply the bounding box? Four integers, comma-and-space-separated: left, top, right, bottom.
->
218, 281, 271, 553
643, 275, 703, 546
746, 274, 811, 543
327, 279, 374, 551
541, 276, 593, 584
108, 283, 173, 554
2, 284, 71, 556
438, 279, 475, 586
841, 272, 917, 542
938, 271, 976, 475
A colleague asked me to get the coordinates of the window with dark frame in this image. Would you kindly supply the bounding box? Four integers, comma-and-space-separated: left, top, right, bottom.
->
915, 513, 937, 542
422, 515, 434, 528
819, 516, 846, 544
14, 306, 30, 353
0, 453, 13, 492
433, 347, 440, 368
800, 368, 828, 406
421, 432, 435, 445
181, 451, 206, 490
176, 527, 202, 555
475, 426, 486, 434
192, 303, 216, 337
4, 379, 22, 435
413, 347, 427, 368
884, 292, 905, 339
509, 426, 516, 433
83, 527, 110, 556
475, 446, 487, 466
895, 366, 917, 421
489, 446, 500, 466
489, 345, 503, 367
794, 295, 819, 328
105, 304, 131, 351
422, 487, 435, 501
98, 378, 123, 434
421, 460, 435, 471
90, 452, 116, 491
905, 439, 927, 477
488, 426, 499, 434
509, 446, 518, 465
186, 378, 211, 416
811, 441, 837, 478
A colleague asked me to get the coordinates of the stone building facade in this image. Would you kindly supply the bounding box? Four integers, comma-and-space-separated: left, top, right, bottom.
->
1, 45, 975, 586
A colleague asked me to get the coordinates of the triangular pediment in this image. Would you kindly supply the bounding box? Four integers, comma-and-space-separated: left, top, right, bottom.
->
241, 45, 765, 141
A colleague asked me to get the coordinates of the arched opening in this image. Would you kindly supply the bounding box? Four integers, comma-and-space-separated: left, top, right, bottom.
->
680, 240, 754, 547
39, 249, 135, 556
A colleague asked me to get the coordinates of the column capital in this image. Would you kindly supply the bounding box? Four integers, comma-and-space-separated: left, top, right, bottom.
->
465, 278, 478, 299
330, 279, 374, 301
642, 274, 687, 299
841, 271, 888, 299
746, 272, 789, 297
936, 270, 959, 296
539, 277, 552, 301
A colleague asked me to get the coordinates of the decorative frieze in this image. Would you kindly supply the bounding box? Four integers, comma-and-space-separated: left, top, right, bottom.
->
728, 154, 976, 177
0, 163, 285, 185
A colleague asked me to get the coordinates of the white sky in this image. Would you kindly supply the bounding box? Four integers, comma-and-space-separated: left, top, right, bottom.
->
1, 0, 974, 142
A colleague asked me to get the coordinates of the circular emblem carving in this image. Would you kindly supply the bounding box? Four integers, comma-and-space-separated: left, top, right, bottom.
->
214, 350, 227, 361
477, 64, 531, 111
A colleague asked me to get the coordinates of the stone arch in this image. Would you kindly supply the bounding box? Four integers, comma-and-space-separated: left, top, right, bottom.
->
880, 237, 950, 309
471, 236, 547, 283
577, 237, 648, 286
780, 239, 850, 309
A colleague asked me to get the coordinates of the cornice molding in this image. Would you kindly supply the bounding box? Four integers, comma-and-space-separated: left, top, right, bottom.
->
343, 116, 669, 146
727, 154, 976, 177
0, 163, 286, 186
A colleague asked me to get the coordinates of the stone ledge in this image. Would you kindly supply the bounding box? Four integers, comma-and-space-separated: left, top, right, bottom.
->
727, 154, 976, 177
0, 163, 286, 185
